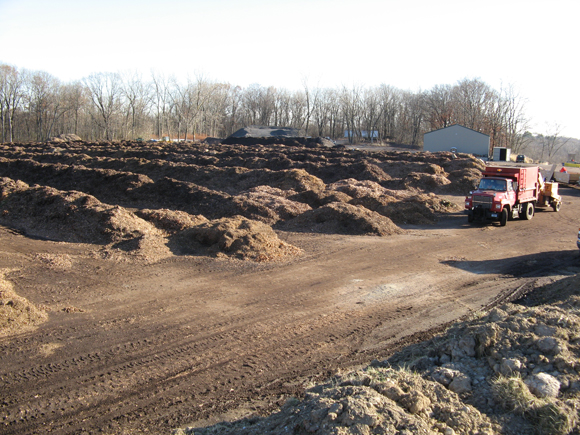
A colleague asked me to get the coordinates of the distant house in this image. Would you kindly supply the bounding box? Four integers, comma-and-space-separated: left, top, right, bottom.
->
344, 130, 378, 138
423, 125, 490, 157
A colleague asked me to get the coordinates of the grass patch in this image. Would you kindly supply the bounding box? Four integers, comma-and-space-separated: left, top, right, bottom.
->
493, 375, 578, 434
492, 374, 539, 414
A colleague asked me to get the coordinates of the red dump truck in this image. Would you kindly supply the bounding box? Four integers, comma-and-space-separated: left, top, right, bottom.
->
465, 166, 561, 226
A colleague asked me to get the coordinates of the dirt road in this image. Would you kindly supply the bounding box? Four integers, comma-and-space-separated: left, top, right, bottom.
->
1, 188, 579, 435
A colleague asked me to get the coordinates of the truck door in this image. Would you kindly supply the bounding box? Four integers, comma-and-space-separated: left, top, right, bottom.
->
507, 180, 516, 204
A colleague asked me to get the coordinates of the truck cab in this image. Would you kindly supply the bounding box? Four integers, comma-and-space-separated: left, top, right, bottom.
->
477, 177, 516, 193
465, 176, 519, 225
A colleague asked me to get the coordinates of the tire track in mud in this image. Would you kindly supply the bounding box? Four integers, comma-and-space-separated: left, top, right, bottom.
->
0, 267, 574, 433
3, 232, 579, 434
0, 295, 417, 434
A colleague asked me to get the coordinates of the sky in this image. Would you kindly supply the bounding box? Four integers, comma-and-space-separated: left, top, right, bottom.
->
1, 0, 579, 138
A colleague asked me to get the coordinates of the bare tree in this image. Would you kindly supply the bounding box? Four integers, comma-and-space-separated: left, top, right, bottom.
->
84, 72, 122, 141
340, 85, 364, 143
377, 85, 401, 142
223, 85, 243, 136
324, 88, 342, 139
452, 78, 492, 131
23, 70, 67, 141
61, 81, 88, 137
289, 91, 307, 130
170, 75, 222, 141
302, 79, 321, 136
0, 64, 24, 142
538, 123, 569, 162
312, 88, 331, 137
121, 71, 152, 140
151, 71, 170, 139
425, 84, 454, 130
273, 88, 293, 128
258, 86, 276, 126
309, 88, 343, 139
501, 85, 529, 154
362, 87, 382, 143
239, 84, 263, 126
483, 89, 506, 151
399, 91, 425, 146
202, 83, 230, 137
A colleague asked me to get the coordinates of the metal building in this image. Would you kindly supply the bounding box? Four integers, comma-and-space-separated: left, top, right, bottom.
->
423, 125, 490, 157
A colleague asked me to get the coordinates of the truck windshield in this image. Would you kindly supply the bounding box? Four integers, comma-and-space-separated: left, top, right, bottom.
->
479, 178, 507, 191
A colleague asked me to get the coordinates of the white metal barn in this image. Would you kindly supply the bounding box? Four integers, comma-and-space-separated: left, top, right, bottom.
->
423, 125, 490, 157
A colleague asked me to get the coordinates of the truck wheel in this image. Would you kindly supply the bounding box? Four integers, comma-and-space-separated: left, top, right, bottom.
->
500, 208, 508, 226
552, 201, 561, 212
521, 202, 534, 220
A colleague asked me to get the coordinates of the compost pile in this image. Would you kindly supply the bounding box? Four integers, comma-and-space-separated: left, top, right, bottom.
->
175, 274, 580, 435
0, 140, 483, 263
0, 269, 48, 338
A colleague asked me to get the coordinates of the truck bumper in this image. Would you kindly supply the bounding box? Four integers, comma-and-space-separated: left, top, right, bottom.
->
466, 207, 498, 221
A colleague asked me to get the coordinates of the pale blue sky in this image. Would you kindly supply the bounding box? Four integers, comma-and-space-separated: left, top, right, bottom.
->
1, 0, 578, 138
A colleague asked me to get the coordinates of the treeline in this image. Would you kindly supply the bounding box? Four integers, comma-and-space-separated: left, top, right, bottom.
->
1, 63, 528, 150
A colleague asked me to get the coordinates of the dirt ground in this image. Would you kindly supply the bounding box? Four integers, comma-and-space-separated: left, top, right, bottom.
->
0, 141, 579, 434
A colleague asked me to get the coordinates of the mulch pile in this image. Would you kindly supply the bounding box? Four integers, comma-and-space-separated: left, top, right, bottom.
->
0, 141, 485, 262
286, 202, 404, 236
173, 216, 302, 261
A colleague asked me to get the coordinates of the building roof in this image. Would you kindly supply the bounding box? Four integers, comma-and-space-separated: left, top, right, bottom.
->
424, 124, 489, 138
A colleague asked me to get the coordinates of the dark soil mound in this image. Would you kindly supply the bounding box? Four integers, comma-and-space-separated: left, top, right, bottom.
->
222, 136, 332, 148
48, 134, 83, 143
135, 209, 209, 234
287, 202, 404, 236
446, 168, 484, 194
173, 216, 301, 261
327, 179, 458, 225
403, 172, 451, 191
0, 181, 167, 257
0, 177, 29, 200
135, 177, 238, 218
289, 189, 353, 208
227, 126, 303, 138
201, 137, 222, 145
233, 186, 312, 224
267, 168, 326, 192
328, 179, 400, 201
0, 157, 154, 203
375, 193, 458, 225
